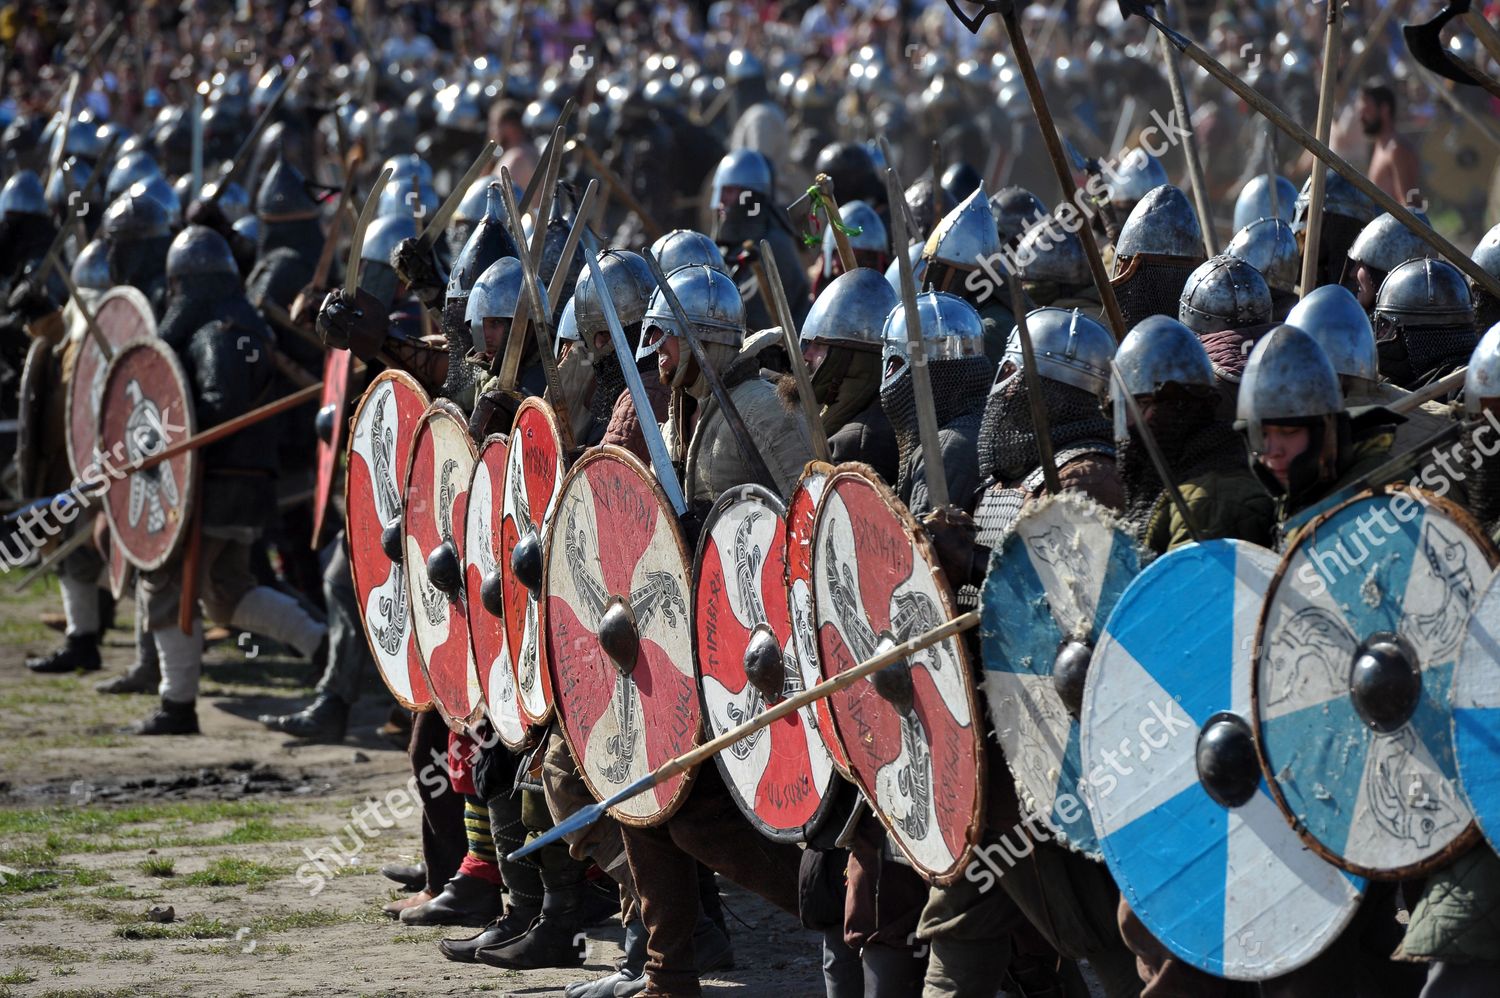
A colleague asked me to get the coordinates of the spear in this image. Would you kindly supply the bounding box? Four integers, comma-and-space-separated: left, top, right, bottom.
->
1300, 0, 1341, 295
758, 238, 831, 463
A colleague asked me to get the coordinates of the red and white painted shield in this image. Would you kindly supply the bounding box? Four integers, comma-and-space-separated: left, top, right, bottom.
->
545, 446, 699, 827
466, 434, 528, 750
695, 483, 838, 841
786, 462, 854, 782
96, 339, 197, 572
812, 466, 984, 884
66, 287, 155, 480
501, 398, 567, 725
311, 347, 354, 549
403, 401, 483, 731
346, 370, 431, 711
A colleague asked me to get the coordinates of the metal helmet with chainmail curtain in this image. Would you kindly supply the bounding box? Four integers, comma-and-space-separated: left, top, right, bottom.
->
1372, 258, 1477, 390
1111, 184, 1206, 328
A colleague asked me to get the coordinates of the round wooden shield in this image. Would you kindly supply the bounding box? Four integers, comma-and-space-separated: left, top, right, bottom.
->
981, 493, 1140, 860
466, 434, 527, 750
811, 466, 984, 884
1454, 563, 1500, 855
96, 339, 197, 572
786, 462, 855, 782
1085, 540, 1365, 980
403, 400, 483, 731
106, 525, 131, 601
543, 445, 699, 827
501, 398, 566, 726
1254, 491, 1491, 878
65, 287, 155, 480
694, 483, 838, 842
346, 370, 431, 711
16, 336, 53, 500
311, 347, 354, 549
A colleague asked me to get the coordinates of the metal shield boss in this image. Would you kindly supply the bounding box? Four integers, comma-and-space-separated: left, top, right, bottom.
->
694, 483, 838, 842
502, 398, 566, 726
465, 434, 527, 750
981, 493, 1140, 859
403, 400, 483, 731
66, 286, 155, 480
96, 338, 197, 571
346, 371, 431, 711
812, 466, 983, 884
787, 462, 855, 781
1255, 491, 1492, 878
312, 347, 354, 548
545, 446, 699, 827
1085, 540, 1365, 980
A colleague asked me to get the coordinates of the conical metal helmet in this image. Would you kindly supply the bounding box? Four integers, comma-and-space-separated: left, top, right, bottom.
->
1474, 222, 1500, 280
71, 238, 111, 291
1293, 169, 1377, 231
923, 183, 999, 271
1374, 258, 1473, 327
1236, 324, 1343, 451
1346, 212, 1436, 281
1465, 323, 1500, 418
710, 148, 774, 207
574, 249, 657, 339
166, 225, 238, 282
1286, 284, 1378, 383
1226, 217, 1300, 296
556, 297, 580, 344
1015, 217, 1087, 287
650, 229, 727, 275
467, 256, 546, 338
1113, 315, 1214, 398
1116, 185, 1204, 260
233, 214, 260, 245
381, 153, 434, 187
880, 291, 986, 389
100, 190, 171, 242
884, 241, 928, 296
202, 179, 250, 222
824, 199, 887, 274
256, 148, 319, 222
802, 268, 899, 350
1104, 150, 1168, 209
1178, 255, 1272, 335
996, 306, 1116, 398
1233, 174, 1298, 232
377, 174, 438, 220
454, 175, 520, 225
990, 186, 1047, 246
445, 182, 518, 305
361, 214, 418, 266
639, 264, 745, 356
104, 149, 161, 204
129, 175, 180, 227
0, 170, 46, 217
46, 158, 90, 214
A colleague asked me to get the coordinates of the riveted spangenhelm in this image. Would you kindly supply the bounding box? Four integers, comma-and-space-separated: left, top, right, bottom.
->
639, 264, 745, 358
100, 190, 171, 242
824, 200, 888, 275
995, 307, 1116, 398
467, 257, 545, 340
1015, 218, 1087, 288
1465, 323, 1500, 418
650, 229, 727, 275
710, 148, 774, 207
574, 248, 657, 349
1116, 185, 1204, 260
362, 214, 418, 267
1345, 211, 1436, 284
0, 170, 46, 217
256, 150, 319, 222
1286, 284, 1378, 383
1236, 323, 1343, 452
166, 225, 238, 282
446, 182, 517, 305
1113, 315, 1214, 398
802, 268, 899, 352
378, 175, 438, 220
1179, 255, 1272, 335
1104, 150, 1168, 210
1226, 217, 1300, 296
923, 184, 999, 271
129, 175, 180, 226
105, 149, 160, 203
990, 186, 1046, 247
71, 238, 110, 291
880, 291, 987, 390
1233, 174, 1298, 232
725, 48, 764, 84
1374, 258, 1474, 327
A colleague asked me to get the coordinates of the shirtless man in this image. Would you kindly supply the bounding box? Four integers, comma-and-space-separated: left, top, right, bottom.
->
1358, 81, 1421, 205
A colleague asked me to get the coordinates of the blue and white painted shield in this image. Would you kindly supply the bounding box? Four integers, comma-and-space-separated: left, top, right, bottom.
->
1085, 540, 1364, 980
1255, 492, 1489, 878
981, 493, 1139, 859
1454, 564, 1500, 854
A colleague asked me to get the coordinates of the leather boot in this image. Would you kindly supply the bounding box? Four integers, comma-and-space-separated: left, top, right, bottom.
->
693, 915, 734, 973
257, 693, 349, 741
566, 919, 648, 998
129, 697, 200, 736
438, 903, 540, 962
26, 632, 101, 673
474, 882, 590, 970
399, 874, 503, 927
97, 620, 160, 693
381, 863, 426, 892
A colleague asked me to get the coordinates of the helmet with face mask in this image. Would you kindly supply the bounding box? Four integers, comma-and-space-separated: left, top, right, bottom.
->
1112, 185, 1207, 328
638, 264, 745, 393
1372, 258, 1476, 389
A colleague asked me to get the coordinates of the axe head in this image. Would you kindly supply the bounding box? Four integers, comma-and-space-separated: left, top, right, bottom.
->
1405, 1, 1484, 86
941, 0, 1014, 34
1115, 0, 1159, 21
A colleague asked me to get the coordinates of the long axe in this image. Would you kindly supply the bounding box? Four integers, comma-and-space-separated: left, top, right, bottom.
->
506, 609, 980, 861
210, 48, 314, 204
758, 238, 831, 463
1405, 0, 1500, 98
1116, 0, 1500, 302
883, 165, 951, 510
1301, 0, 1342, 296
941, 0, 1127, 337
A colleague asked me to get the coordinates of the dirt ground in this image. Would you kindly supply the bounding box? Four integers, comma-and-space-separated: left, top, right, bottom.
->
0, 579, 823, 997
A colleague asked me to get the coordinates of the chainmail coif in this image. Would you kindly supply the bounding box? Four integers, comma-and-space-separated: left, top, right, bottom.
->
1119, 395, 1238, 535
880, 355, 993, 489
977, 374, 1112, 483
